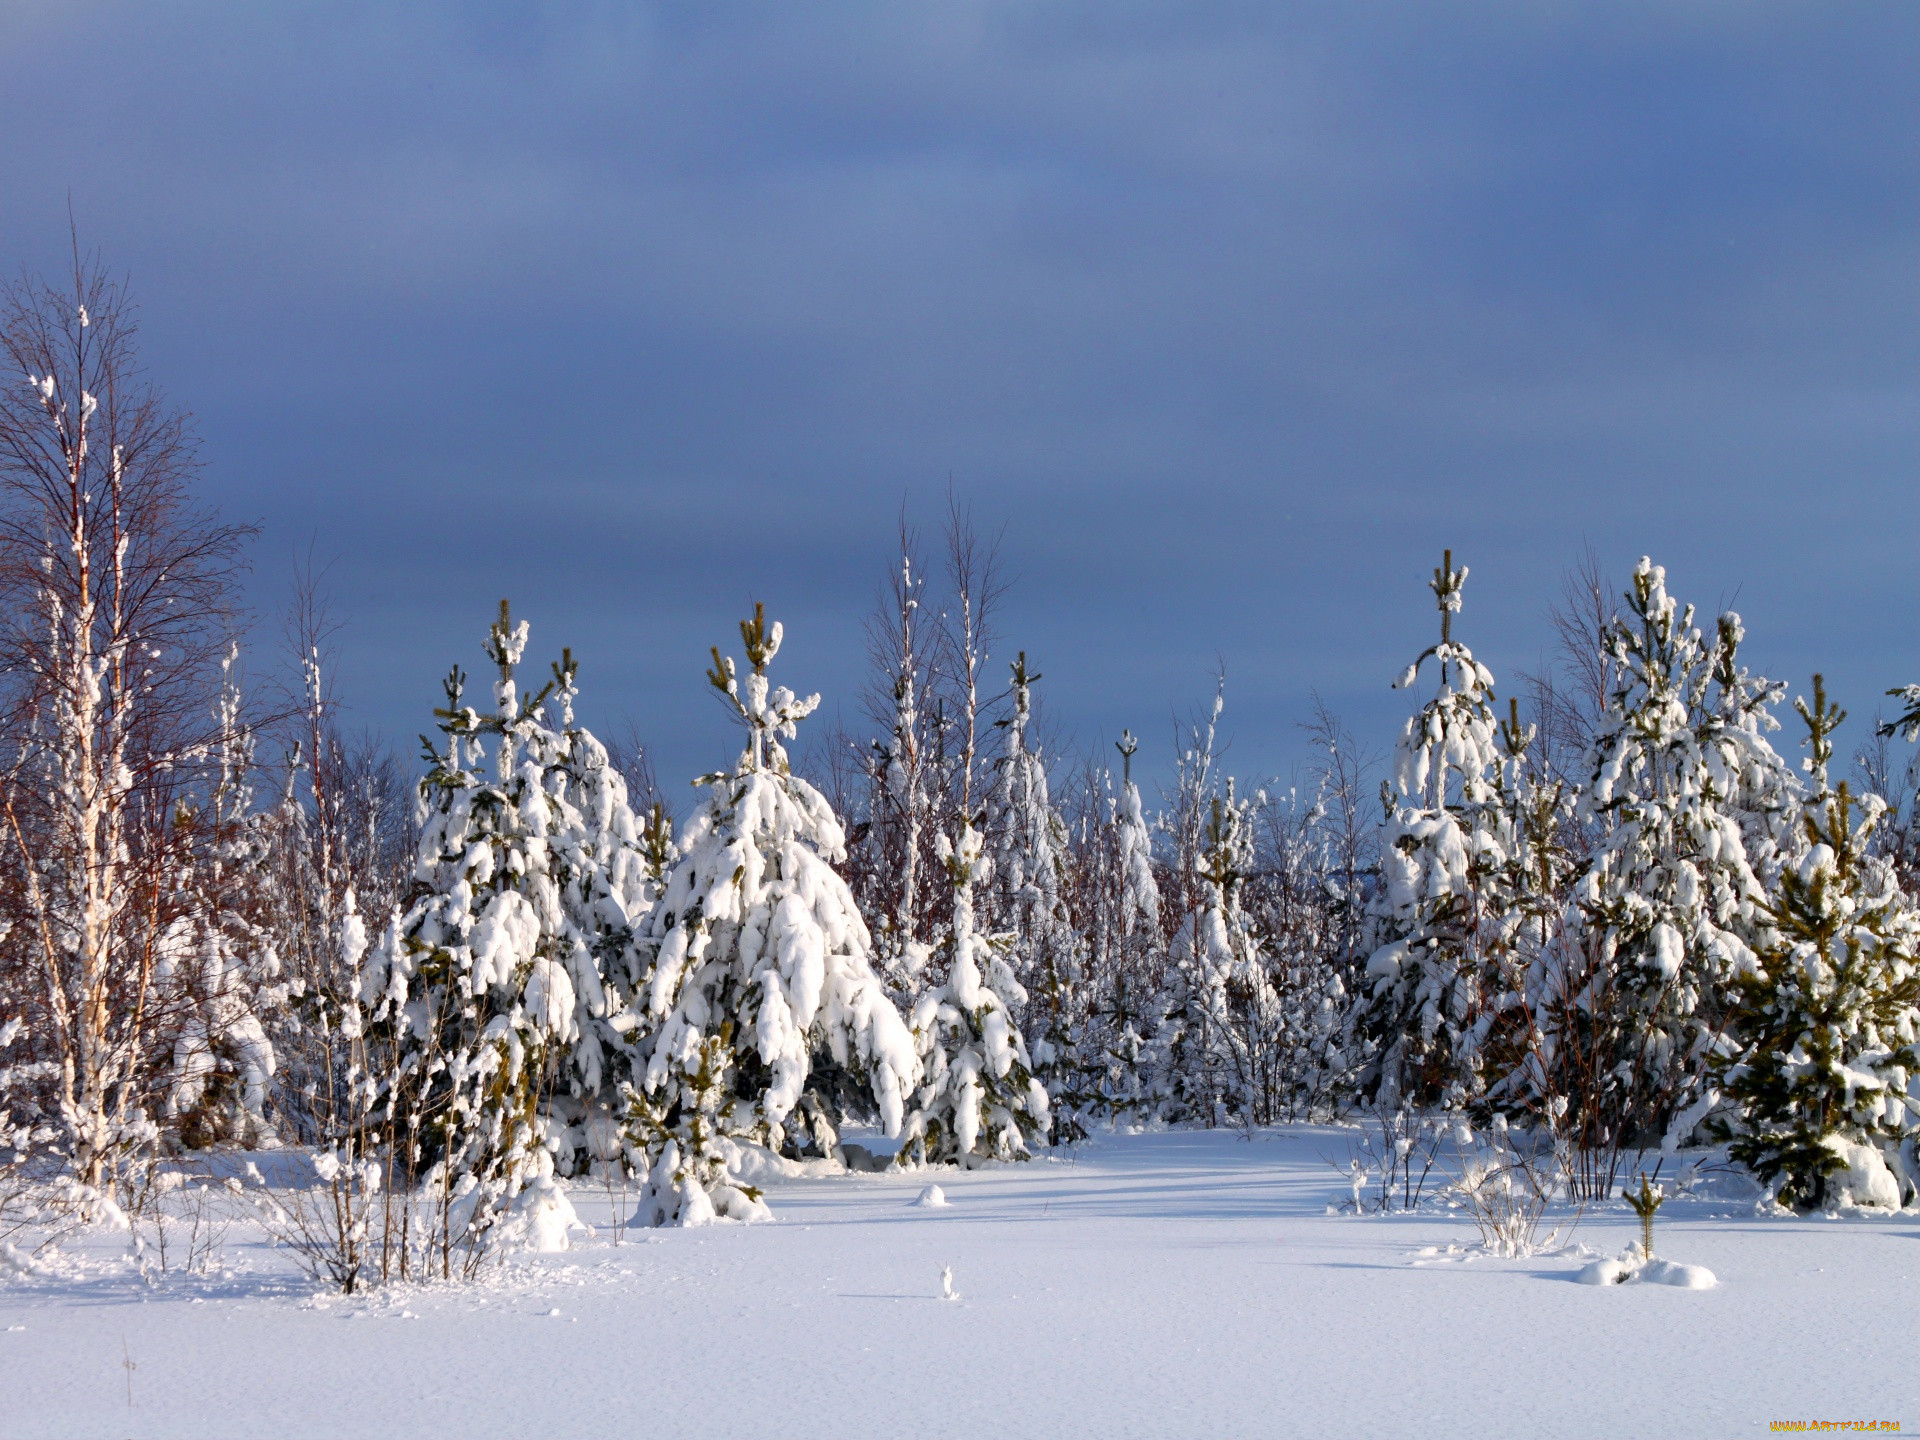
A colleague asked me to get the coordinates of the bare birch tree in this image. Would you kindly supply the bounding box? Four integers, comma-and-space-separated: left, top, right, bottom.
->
0, 251, 250, 1190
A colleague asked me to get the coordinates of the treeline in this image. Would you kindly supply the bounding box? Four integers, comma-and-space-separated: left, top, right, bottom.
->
3, 260, 1917, 1288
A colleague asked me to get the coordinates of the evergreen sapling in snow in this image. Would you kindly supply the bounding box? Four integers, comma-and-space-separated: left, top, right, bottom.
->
1557, 560, 1785, 1151
1355, 553, 1510, 1113
357, 603, 593, 1260
1084, 731, 1164, 1119
899, 819, 1049, 1166
1716, 677, 1920, 1211
157, 650, 283, 1150
623, 607, 919, 1225
983, 653, 1084, 1136
1153, 781, 1272, 1125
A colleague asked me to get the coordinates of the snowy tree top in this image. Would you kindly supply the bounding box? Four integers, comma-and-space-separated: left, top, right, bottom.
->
705, 604, 821, 776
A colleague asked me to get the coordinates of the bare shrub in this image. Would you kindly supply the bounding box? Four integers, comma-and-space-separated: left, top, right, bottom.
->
1449, 1119, 1581, 1257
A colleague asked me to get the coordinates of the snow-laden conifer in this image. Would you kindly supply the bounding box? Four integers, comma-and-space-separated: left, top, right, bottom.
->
1354, 553, 1509, 1112
1081, 732, 1164, 1118
157, 651, 282, 1149
1551, 559, 1788, 1149
624, 607, 919, 1225
859, 546, 938, 999
1152, 781, 1271, 1124
982, 653, 1082, 1130
541, 687, 657, 1178
1718, 677, 1920, 1210
1248, 784, 1357, 1120
357, 603, 595, 1258
899, 820, 1048, 1165
1115, 734, 1163, 968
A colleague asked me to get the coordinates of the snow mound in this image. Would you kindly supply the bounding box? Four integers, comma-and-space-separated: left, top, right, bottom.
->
1640, 1259, 1718, 1288
1820, 1138, 1902, 1212
912, 1184, 949, 1208
510, 1177, 589, 1253
1576, 1250, 1716, 1289
727, 1142, 843, 1186
1, 1242, 45, 1278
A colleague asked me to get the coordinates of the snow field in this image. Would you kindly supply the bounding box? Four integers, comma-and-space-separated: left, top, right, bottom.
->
1, 1129, 1913, 1439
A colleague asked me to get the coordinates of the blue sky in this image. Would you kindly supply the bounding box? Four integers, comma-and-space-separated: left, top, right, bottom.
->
1, 3, 1914, 795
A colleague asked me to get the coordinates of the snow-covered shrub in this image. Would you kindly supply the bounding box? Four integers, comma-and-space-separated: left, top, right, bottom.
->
1449, 1117, 1566, 1257
623, 606, 919, 1225
1338, 1107, 1446, 1214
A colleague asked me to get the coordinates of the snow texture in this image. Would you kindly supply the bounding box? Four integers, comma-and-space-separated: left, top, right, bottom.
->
3, 1129, 1911, 1439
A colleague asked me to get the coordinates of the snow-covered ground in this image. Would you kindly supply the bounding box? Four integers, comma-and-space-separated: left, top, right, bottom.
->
3, 1128, 1913, 1438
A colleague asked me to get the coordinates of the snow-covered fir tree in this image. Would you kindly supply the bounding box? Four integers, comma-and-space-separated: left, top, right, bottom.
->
357, 603, 596, 1258
858, 547, 939, 999
1244, 784, 1354, 1120
157, 651, 283, 1149
982, 653, 1083, 1134
541, 687, 657, 1179
1551, 559, 1788, 1152
624, 606, 919, 1225
1470, 695, 1575, 1127
1354, 552, 1509, 1113
1080, 732, 1164, 1119
899, 820, 1049, 1165
1717, 677, 1920, 1210
1151, 781, 1272, 1125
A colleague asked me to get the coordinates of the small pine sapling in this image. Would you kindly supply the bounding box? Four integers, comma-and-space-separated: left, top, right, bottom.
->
899, 820, 1049, 1167
1558, 560, 1787, 1163
983, 653, 1086, 1138
1085, 731, 1164, 1121
1356, 552, 1509, 1114
1715, 677, 1920, 1211
623, 606, 920, 1224
1155, 780, 1281, 1126
1623, 1174, 1663, 1261
357, 602, 592, 1266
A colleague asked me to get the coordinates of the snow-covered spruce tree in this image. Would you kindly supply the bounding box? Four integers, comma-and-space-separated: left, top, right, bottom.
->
357, 603, 599, 1262
1081, 733, 1164, 1119
856, 543, 940, 1000
899, 820, 1048, 1165
1715, 677, 1920, 1211
1353, 552, 1510, 1114
1243, 784, 1354, 1121
1471, 696, 1579, 1129
982, 653, 1085, 1135
1144, 687, 1225, 1123
1153, 781, 1274, 1125
541, 683, 658, 1179
157, 650, 283, 1150
623, 606, 919, 1226
1552, 559, 1788, 1163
